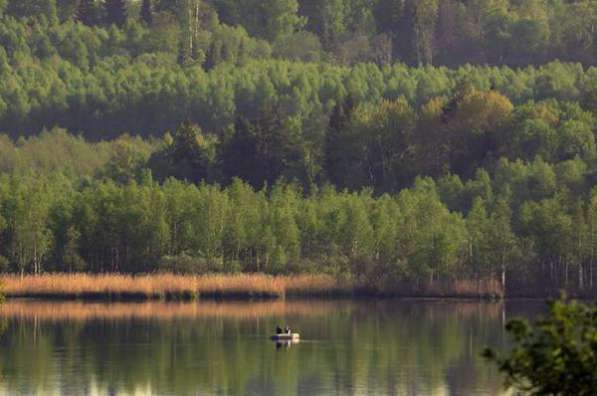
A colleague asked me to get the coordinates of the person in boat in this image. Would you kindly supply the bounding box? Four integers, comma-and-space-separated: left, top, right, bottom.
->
284, 325, 291, 334
276, 325, 283, 334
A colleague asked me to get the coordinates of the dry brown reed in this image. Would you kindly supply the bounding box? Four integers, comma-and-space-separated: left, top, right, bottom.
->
0, 273, 351, 300
379, 278, 504, 298
0, 274, 503, 301
418, 279, 504, 298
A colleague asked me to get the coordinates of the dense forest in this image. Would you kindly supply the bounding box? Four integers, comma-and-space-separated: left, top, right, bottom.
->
1, 0, 597, 295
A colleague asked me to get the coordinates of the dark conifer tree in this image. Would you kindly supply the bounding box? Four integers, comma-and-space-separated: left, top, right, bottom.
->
75, 0, 95, 25
222, 106, 296, 189
325, 96, 355, 186
140, 0, 152, 26
104, 0, 127, 26
204, 42, 219, 71
222, 117, 264, 188
148, 121, 212, 184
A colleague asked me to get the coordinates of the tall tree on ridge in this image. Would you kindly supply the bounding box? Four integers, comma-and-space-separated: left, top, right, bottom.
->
411, 0, 439, 65
75, 0, 95, 25
104, 0, 127, 26
177, 0, 206, 65
325, 96, 356, 187
299, 0, 346, 50
56, 0, 79, 22
140, 0, 153, 26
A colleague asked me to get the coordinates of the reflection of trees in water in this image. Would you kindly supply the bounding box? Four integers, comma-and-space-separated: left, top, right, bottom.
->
0, 300, 344, 321
0, 318, 7, 337
0, 300, 529, 395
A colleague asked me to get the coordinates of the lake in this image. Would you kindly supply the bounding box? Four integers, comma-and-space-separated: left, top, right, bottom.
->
0, 299, 543, 396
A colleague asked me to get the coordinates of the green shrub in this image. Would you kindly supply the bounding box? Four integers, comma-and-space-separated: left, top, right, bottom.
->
484, 297, 597, 395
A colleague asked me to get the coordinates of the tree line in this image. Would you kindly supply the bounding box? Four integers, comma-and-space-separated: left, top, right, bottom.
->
1, 1, 597, 295
0, 156, 596, 295
1, 3, 596, 141
0, 78, 596, 294
1, 52, 596, 139
2, 0, 596, 67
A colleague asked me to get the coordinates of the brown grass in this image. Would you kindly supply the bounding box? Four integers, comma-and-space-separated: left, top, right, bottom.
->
378, 278, 504, 299
417, 279, 504, 298
0, 273, 352, 300
0, 300, 344, 322
0, 274, 503, 301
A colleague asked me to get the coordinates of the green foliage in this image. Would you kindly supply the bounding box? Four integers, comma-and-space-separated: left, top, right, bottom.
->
484, 298, 597, 395
1, 0, 597, 67
0, 0, 597, 296
148, 122, 216, 184
214, 0, 305, 42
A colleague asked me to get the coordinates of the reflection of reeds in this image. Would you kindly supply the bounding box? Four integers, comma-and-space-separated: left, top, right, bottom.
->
0, 300, 343, 322
0, 274, 351, 300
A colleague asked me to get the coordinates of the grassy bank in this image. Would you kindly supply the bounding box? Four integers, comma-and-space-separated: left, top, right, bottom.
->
0, 274, 504, 301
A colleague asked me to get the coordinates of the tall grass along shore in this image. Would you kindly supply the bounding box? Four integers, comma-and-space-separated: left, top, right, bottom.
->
0, 274, 503, 301
1, 274, 351, 300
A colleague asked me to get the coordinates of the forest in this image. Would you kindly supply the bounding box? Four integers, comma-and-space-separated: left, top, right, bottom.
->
1, 0, 597, 295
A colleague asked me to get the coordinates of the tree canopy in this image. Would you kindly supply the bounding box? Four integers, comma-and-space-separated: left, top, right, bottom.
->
0, 0, 596, 296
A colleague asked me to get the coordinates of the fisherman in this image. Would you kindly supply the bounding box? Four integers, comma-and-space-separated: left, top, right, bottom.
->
276, 325, 283, 334
284, 325, 291, 334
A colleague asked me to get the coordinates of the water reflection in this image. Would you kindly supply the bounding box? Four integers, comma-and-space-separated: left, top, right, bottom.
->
275, 340, 300, 351
0, 299, 538, 395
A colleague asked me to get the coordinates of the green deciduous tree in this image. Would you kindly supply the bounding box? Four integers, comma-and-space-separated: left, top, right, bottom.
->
484, 297, 597, 396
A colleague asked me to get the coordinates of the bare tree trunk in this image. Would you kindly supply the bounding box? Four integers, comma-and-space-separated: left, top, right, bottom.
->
550, 260, 554, 284
579, 264, 584, 289
33, 240, 38, 275
187, 4, 193, 58
591, 215, 595, 288
501, 251, 506, 294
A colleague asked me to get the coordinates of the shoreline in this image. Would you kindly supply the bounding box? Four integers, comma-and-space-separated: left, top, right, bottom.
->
0, 274, 591, 302
0, 273, 503, 301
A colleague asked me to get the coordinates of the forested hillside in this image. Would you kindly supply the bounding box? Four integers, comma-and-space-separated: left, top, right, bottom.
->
1, 0, 597, 296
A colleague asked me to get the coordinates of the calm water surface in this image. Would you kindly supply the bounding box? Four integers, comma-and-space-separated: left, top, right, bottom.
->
0, 299, 543, 396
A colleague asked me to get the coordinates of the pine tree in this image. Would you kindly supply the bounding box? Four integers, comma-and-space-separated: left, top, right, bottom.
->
104, 0, 127, 26
325, 96, 355, 186
75, 0, 95, 25
140, 0, 153, 26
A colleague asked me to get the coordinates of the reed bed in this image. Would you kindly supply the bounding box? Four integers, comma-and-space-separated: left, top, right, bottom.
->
0, 300, 343, 321
416, 279, 504, 298
0, 274, 503, 301
377, 278, 504, 299
0, 273, 350, 300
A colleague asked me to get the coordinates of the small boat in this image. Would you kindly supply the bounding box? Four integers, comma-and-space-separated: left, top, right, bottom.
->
270, 333, 300, 341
